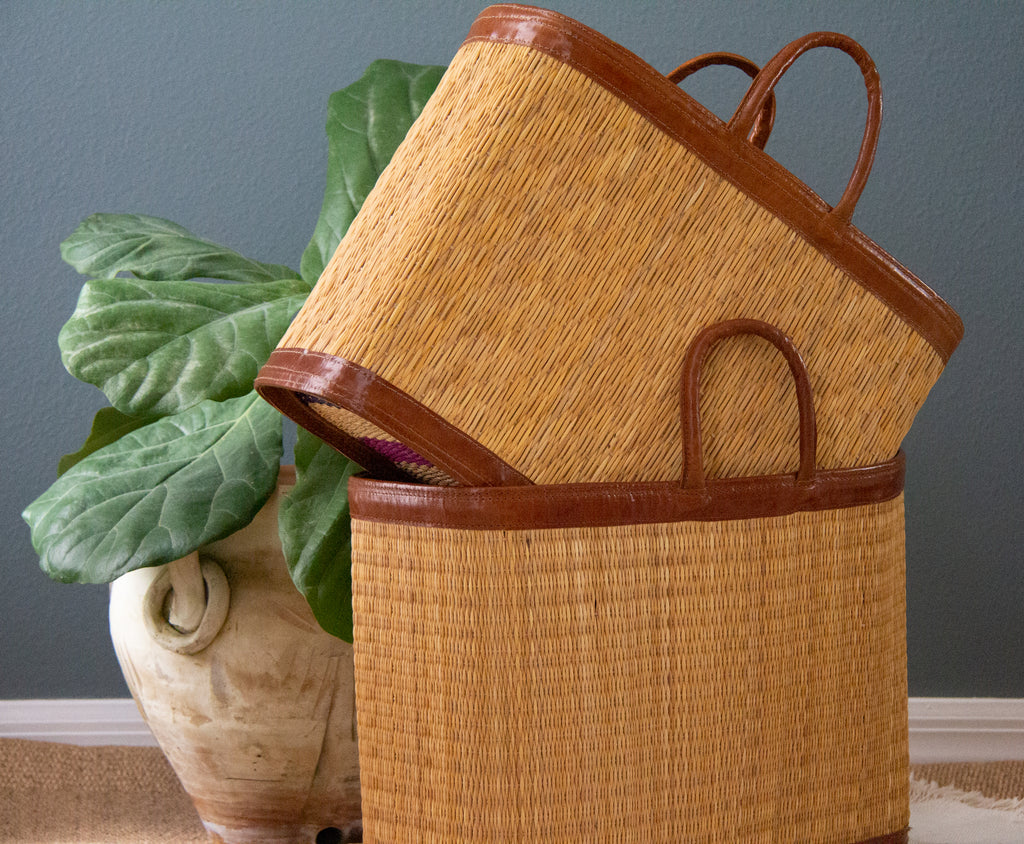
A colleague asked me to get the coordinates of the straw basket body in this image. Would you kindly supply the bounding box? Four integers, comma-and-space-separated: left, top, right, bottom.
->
350, 490, 908, 843
347, 320, 911, 843
257, 5, 962, 487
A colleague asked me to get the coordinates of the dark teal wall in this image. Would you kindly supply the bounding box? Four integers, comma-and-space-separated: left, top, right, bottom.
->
2, 1, 1021, 698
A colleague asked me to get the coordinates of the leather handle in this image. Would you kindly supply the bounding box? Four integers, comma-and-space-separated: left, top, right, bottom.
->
668, 52, 775, 150
728, 32, 883, 224
680, 319, 817, 491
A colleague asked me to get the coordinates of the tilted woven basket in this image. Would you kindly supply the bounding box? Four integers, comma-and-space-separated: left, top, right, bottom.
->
256, 4, 962, 487
349, 319, 910, 843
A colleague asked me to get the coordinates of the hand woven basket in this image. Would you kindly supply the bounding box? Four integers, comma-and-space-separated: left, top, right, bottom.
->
348, 319, 910, 843
257, 4, 962, 486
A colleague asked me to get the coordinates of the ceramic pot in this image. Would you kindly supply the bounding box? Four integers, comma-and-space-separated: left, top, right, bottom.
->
109, 467, 361, 844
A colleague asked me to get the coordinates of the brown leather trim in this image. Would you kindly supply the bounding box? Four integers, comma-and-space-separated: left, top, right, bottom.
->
255, 348, 533, 487
728, 31, 881, 225
465, 5, 963, 362
668, 52, 775, 150
255, 356, 413, 483
681, 319, 817, 489
859, 831, 909, 844
349, 450, 905, 530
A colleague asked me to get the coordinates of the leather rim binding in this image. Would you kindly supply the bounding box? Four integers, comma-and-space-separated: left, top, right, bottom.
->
255, 349, 532, 487
861, 831, 909, 844
348, 450, 905, 530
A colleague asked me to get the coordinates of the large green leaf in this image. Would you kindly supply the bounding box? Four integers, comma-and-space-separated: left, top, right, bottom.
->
23, 392, 282, 584
300, 60, 446, 284
62, 213, 300, 284
279, 427, 360, 642
57, 406, 157, 476
59, 276, 309, 416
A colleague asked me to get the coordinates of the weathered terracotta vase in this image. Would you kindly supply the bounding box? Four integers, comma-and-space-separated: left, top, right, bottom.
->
109, 467, 361, 843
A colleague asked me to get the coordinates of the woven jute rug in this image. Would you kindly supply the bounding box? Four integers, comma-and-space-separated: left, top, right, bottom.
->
0, 738, 205, 843
1, 738, 1022, 843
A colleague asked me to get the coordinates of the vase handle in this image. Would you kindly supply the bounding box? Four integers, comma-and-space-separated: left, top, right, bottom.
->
143, 553, 230, 655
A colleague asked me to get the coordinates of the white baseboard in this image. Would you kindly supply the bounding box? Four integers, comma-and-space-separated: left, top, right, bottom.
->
1, 698, 1023, 761
908, 698, 1024, 763
0, 699, 157, 746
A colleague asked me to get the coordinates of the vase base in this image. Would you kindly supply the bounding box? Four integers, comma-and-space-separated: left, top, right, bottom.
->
205, 819, 362, 844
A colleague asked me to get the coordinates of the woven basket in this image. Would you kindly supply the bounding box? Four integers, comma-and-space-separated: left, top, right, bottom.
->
348, 319, 910, 843
257, 5, 962, 486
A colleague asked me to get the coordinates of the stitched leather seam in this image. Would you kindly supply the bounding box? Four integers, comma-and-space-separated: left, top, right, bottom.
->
349, 452, 906, 530
256, 350, 532, 487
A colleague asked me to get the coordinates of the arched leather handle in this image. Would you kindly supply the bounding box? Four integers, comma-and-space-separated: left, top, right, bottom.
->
728, 32, 883, 224
680, 319, 817, 491
668, 52, 775, 150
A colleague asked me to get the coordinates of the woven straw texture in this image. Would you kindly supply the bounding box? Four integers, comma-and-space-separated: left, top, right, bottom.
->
281, 40, 945, 485
351, 495, 909, 843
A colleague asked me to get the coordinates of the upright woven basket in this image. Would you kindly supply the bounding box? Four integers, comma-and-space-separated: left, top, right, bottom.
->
257, 4, 962, 487
348, 319, 910, 843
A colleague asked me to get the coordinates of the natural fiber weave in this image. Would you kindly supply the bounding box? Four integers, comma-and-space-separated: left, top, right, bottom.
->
275, 32, 950, 485
912, 762, 1024, 803
6, 737, 1024, 843
0, 737, 207, 843
351, 495, 909, 842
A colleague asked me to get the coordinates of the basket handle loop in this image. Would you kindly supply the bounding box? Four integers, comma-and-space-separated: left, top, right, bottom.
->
668, 52, 776, 150
727, 32, 882, 225
680, 319, 817, 491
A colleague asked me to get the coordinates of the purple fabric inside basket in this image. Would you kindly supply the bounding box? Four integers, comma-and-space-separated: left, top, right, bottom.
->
296, 393, 434, 469
362, 437, 433, 468
298, 392, 331, 406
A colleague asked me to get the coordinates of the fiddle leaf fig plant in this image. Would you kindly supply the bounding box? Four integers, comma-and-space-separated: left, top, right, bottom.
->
23, 59, 446, 642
